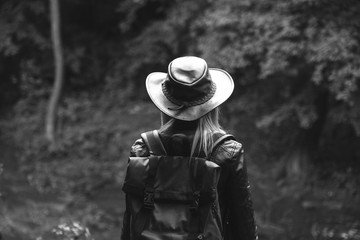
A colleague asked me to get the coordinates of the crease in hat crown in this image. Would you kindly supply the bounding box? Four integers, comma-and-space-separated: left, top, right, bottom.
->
168, 56, 208, 86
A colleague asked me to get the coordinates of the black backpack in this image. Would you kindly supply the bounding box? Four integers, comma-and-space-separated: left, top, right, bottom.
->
122, 130, 235, 240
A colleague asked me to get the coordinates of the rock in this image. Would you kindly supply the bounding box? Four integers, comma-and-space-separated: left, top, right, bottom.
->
38, 222, 94, 240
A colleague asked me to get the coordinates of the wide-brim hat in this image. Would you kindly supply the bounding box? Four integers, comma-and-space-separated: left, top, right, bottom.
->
146, 56, 234, 121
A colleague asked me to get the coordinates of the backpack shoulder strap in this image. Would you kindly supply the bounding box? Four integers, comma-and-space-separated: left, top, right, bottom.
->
192, 133, 235, 238
141, 130, 167, 155
132, 131, 165, 239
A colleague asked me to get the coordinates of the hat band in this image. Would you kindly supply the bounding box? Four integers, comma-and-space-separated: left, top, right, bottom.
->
162, 81, 217, 108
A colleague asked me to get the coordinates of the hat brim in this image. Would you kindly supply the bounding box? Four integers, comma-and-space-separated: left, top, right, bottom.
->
146, 68, 234, 121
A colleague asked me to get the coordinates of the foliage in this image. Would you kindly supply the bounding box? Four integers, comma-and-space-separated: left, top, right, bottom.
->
0, 96, 159, 239
2, 0, 359, 141
109, 0, 360, 168
0, 0, 48, 56
183, 0, 360, 172
13, 98, 123, 193
0, 0, 127, 107
113, 0, 213, 97
0, 0, 360, 238
39, 222, 94, 240
0, 0, 50, 109
113, 0, 360, 135
194, 0, 360, 129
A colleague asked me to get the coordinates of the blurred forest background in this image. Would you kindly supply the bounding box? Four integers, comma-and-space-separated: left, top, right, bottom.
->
0, 0, 360, 239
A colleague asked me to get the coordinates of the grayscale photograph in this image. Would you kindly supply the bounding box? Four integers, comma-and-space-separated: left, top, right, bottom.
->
0, 0, 359, 240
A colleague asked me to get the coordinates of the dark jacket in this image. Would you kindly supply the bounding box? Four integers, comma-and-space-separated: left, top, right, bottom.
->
121, 126, 258, 240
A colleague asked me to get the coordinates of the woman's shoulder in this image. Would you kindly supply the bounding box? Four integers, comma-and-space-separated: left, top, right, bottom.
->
212, 136, 244, 164
129, 133, 244, 160
219, 137, 243, 151
130, 138, 149, 157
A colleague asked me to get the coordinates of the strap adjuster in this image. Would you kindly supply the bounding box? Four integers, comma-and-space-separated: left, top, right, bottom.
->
190, 191, 200, 211
144, 188, 155, 209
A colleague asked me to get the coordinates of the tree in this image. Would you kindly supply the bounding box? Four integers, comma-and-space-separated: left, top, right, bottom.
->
0, 0, 49, 110
114, 0, 211, 95
46, 0, 64, 145
194, 0, 360, 181
2, 0, 358, 181
113, 0, 360, 182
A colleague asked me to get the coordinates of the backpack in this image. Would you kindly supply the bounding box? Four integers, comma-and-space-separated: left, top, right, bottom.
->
122, 130, 235, 240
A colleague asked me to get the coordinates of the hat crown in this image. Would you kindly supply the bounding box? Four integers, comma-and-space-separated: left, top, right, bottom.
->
163, 56, 215, 108
169, 57, 207, 85
145, 56, 234, 121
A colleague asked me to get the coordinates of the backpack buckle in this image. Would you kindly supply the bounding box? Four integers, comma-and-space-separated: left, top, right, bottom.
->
196, 234, 205, 240
190, 191, 200, 211
144, 188, 155, 209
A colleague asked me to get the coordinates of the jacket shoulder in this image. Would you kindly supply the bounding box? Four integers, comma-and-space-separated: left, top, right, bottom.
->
212, 139, 244, 165
130, 138, 149, 157
130, 137, 244, 162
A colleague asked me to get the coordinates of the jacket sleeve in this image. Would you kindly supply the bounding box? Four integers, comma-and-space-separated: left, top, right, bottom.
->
224, 142, 258, 240
121, 139, 149, 240
120, 196, 130, 240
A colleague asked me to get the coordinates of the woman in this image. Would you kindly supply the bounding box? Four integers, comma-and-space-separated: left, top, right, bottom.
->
121, 56, 258, 240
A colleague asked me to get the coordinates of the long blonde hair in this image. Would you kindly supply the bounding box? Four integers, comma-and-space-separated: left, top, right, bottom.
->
159, 108, 225, 157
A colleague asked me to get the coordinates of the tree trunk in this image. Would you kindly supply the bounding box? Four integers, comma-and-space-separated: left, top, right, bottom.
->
46, 0, 64, 146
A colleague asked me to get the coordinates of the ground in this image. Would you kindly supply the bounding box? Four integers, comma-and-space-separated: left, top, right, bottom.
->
0, 102, 359, 240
